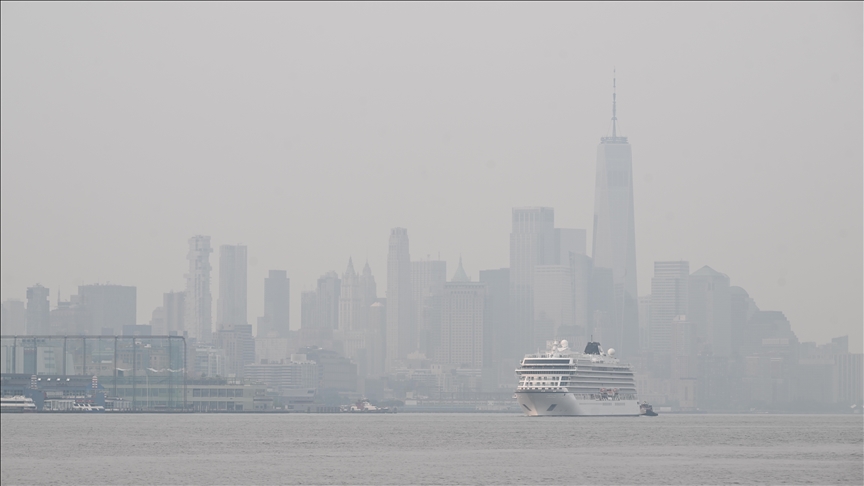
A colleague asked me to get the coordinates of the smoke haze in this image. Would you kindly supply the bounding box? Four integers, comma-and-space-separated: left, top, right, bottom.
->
1, 2, 861, 350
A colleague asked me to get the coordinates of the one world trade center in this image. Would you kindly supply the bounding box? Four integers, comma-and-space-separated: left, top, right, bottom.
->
590, 75, 639, 357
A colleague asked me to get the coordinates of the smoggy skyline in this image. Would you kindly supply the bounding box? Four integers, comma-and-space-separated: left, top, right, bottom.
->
1, 3, 861, 350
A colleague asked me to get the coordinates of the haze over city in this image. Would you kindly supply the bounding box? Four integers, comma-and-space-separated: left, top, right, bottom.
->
1, 2, 861, 351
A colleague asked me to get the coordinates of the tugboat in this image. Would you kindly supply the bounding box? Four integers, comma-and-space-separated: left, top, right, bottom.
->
640, 402, 658, 416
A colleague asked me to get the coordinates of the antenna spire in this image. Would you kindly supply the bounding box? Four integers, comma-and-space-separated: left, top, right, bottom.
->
612, 68, 618, 138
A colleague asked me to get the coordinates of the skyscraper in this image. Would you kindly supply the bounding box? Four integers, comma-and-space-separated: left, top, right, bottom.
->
650, 261, 690, 356
386, 228, 412, 371
300, 291, 318, 329
316, 271, 341, 330
533, 265, 574, 350
729, 286, 759, 357
479, 268, 510, 366
185, 235, 213, 342
339, 259, 364, 331
1, 299, 26, 335
411, 259, 446, 359
215, 323, 254, 378
555, 228, 587, 264
164, 291, 186, 336
638, 295, 652, 352
569, 252, 592, 334
439, 260, 485, 368
360, 261, 378, 312
26, 284, 50, 335
50, 299, 88, 335
215, 245, 252, 378
263, 270, 290, 337
688, 266, 731, 356
360, 262, 381, 377
217, 244, 248, 330
510, 207, 556, 356
78, 284, 136, 335
590, 75, 639, 357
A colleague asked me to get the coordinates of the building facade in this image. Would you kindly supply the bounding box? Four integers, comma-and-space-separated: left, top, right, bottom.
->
215, 324, 255, 378
245, 356, 319, 392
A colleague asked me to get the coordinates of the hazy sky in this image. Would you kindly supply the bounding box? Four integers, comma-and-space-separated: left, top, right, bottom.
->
1, 2, 861, 351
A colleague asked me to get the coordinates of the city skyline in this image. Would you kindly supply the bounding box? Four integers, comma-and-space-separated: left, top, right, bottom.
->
1, 3, 861, 351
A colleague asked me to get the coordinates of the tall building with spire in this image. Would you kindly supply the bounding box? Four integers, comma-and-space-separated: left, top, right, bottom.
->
386, 228, 412, 371
590, 74, 639, 357
185, 236, 213, 342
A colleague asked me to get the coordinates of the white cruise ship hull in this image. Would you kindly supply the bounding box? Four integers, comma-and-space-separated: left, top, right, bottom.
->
516, 392, 639, 417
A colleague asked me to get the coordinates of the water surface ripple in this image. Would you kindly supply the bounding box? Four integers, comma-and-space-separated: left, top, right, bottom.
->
2, 413, 861, 485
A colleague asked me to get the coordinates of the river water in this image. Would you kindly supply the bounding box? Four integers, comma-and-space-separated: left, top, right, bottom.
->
1, 413, 861, 485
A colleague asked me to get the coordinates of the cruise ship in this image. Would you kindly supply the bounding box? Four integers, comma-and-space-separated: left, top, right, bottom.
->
515, 340, 640, 416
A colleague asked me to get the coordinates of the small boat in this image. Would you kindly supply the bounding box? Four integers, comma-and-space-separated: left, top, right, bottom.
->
71, 402, 105, 413
341, 399, 391, 413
